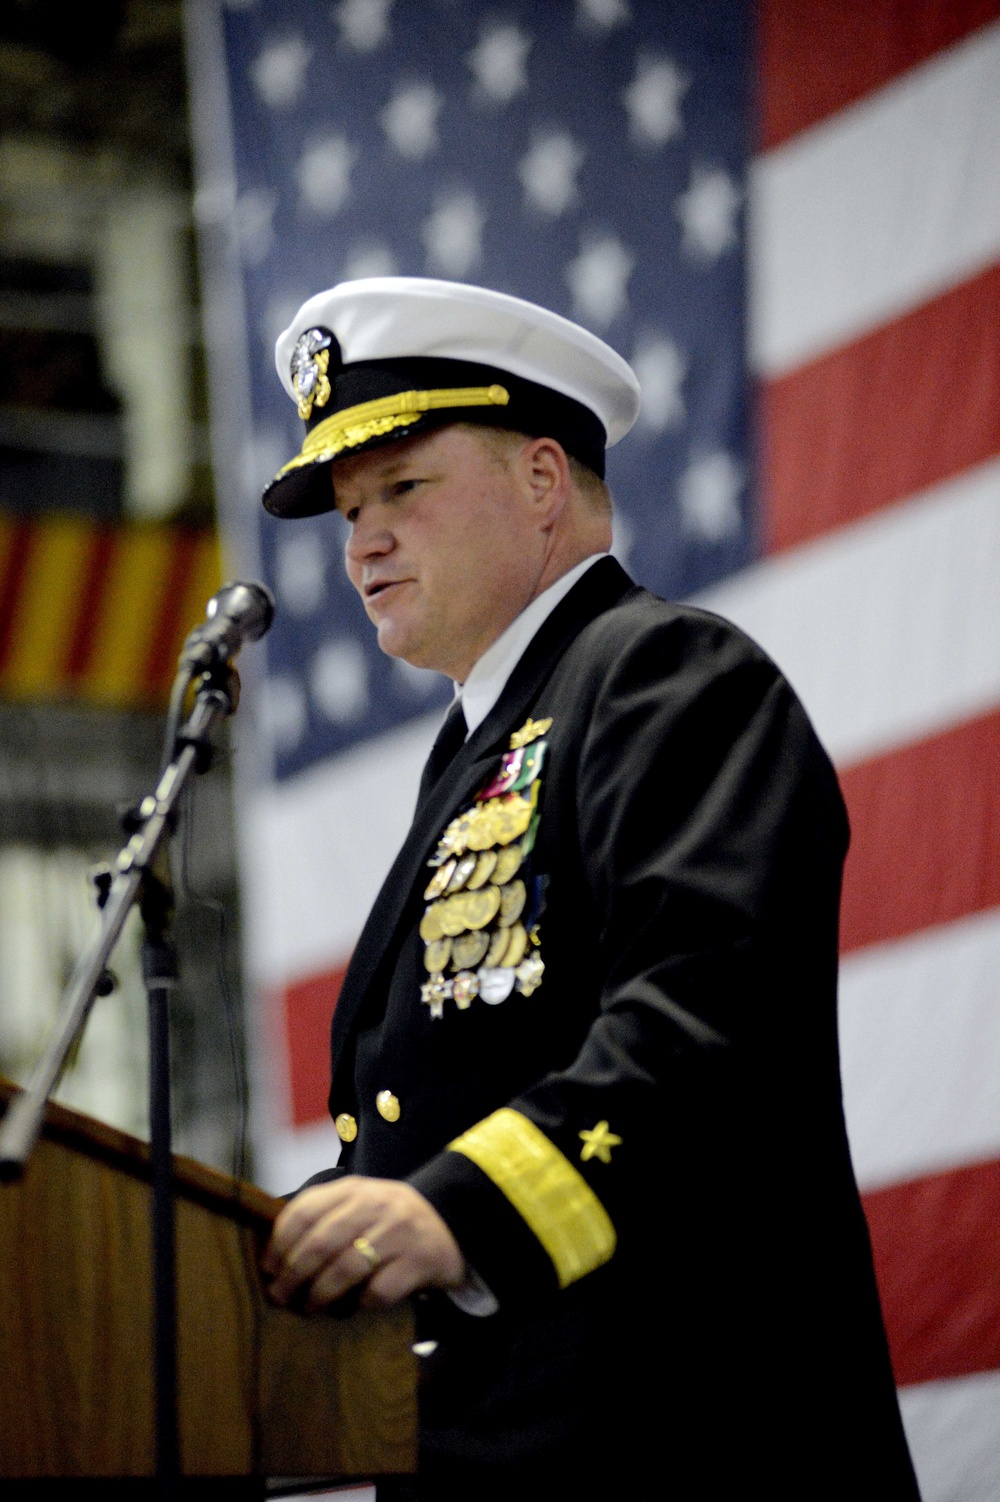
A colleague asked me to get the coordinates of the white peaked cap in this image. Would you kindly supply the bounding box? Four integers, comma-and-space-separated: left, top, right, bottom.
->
275, 277, 641, 446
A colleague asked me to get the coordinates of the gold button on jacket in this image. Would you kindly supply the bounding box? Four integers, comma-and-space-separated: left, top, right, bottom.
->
335, 1112, 358, 1142
376, 1090, 401, 1122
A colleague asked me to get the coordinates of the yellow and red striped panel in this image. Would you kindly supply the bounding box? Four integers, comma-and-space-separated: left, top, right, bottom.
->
0, 515, 220, 709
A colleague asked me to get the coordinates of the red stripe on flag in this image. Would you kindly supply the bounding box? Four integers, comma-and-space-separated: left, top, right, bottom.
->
839, 710, 1000, 954
759, 0, 1000, 151
62, 527, 118, 682
761, 264, 1000, 554
282, 963, 348, 1127
863, 1158, 1000, 1386
142, 528, 203, 699
0, 521, 34, 676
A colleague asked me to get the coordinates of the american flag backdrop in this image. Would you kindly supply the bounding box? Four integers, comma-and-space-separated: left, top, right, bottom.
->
184, 2, 1000, 1495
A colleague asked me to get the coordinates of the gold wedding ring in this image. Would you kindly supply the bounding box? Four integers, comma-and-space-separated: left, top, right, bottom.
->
352, 1235, 380, 1271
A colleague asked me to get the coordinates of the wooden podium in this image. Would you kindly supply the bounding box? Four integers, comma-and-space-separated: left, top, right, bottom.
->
0, 1083, 416, 1484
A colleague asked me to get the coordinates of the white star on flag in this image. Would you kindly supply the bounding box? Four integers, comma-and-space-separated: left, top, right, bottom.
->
332, 0, 393, 53
631, 336, 687, 431
310, 640, 370, 724
297, 135, 355, 216
234, 189, 276, 265
675, 165, 741, 261
518, 132, 585, 216
467, 23, 532, 103
576, 0, 631, 31
565, 235, 634, 329
422, 193, 485, 277
381, 83, 444, 160
259, 674, 308, 754
342, 242, 398, 280
275, 531, 328, 617
623, 55, 689, 147
678, 451, 744, 541
250, 36, 312, 109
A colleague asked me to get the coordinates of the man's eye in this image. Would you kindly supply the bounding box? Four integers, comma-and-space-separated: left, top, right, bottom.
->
392, 478, 421, 496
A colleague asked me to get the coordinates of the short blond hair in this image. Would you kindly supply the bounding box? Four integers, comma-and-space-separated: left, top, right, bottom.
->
459, 423, 612, 516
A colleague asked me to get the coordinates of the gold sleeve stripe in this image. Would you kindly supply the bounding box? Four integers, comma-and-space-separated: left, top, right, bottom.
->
280, 383, 510, 473
448, 1107, 616, 1289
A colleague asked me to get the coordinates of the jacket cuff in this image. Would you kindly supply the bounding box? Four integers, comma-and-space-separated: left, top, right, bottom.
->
411, 1107, 616, 1306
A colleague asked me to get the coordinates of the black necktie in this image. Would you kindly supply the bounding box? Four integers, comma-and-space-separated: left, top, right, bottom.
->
418, 698, 468, 803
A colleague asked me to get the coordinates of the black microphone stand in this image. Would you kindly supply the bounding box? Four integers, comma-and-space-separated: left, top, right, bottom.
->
0, 653, 241, 1500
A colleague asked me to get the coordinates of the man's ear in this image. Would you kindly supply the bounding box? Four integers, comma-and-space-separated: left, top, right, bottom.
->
517, 437, 573, 525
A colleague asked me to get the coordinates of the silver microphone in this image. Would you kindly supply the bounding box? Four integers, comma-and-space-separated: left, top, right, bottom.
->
182, 580, 276, 668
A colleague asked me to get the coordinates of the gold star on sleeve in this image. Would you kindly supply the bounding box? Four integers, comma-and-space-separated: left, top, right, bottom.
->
578, 1121, 622, 1164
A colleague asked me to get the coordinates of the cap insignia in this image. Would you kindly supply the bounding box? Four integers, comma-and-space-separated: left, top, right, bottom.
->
291, 327, 333, 420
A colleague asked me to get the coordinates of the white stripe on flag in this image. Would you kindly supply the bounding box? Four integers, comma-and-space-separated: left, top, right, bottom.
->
695, 456, 1000, 768
900, 1370, 1000, 1502
751, 19, 1000, 375
244, 710, 440, 985
840, 908, 1000, 1192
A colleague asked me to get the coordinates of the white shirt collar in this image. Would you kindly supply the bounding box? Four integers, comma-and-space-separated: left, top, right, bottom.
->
457, 554, 606, 737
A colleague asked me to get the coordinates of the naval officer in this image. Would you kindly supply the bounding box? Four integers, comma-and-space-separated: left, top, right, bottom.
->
260, 278, 919, 1500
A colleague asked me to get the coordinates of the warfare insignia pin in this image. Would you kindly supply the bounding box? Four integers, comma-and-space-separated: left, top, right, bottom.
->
291, 327, 333, 420
509, 716, 552, 750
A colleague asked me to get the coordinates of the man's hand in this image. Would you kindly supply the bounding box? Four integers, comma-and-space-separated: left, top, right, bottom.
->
261, 1176, 466, 1311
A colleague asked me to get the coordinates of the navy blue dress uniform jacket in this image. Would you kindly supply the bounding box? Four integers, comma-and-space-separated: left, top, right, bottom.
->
322, 557, 920, 1500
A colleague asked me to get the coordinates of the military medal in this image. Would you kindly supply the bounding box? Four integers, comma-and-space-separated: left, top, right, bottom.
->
420, 905, 446, 942
515, 952, 545, 996
424, 860, 456, 901
501, 921, 528, 968
446, 853, 478, 892
479, 967, 516, 1004
424, 937, 452, 973
466, 850, 498, 889
484, 926, 511, 968
420, 973, 453, 1019
451, 971, 479, 1009
452, 930, 490, 970
491, 844, 523, 885
419, 717, 551, 1015
498, 879, 526, 928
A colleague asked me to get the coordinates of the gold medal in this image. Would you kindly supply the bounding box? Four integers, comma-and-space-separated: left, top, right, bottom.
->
501, 921, 528, 968
465, 802, 499, 851
424, 860, 456, 901
424, 936, 452, 973
498, 878, 526, 928
446, 853, 478, 893
491, 844, 523, 885
466, 849, 498, 889
492, 795, 533, 846
484, 926, 510, 967
438, 896, 470, 937
420, 904, 446, 942
452, 930, 489, 970
456, 885, 501, 930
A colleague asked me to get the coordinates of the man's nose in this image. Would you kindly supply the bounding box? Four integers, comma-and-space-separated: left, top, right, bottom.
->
345, 510, 393, 564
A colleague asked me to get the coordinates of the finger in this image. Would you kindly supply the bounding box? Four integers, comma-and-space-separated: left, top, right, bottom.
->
304, 1237, 386, 1309
262, 1185, 348, 1274
265, 1207, 371, 1305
